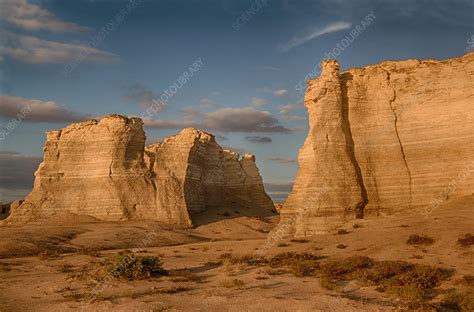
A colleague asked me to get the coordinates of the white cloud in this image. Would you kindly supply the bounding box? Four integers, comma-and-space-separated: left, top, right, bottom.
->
0, 95, 90, 122
0, 30, 120, 64
273, 89, 288, 97
279, 21, 352, 52
0, 0, 91, 33
199, 98, 216, 108
279, 103, 306, 121
250, 97, 267, 107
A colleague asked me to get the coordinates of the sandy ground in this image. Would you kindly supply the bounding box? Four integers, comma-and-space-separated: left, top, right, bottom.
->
0, 197, 472, 312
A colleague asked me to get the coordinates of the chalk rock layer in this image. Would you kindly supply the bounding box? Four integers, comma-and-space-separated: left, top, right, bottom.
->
284, 53, 474, 236
7, 116, 274, 225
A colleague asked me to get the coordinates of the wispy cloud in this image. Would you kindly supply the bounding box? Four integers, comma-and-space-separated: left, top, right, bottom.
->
250, 97, 267, 107
273, 89, 288, 97
124, 83, 165, 111
266, 157, 296, 165
0, 30, 120, 64
143, 106, 292, 134
279, 21, 352, 52
0, 95, 90, 123
279, 103, 306, 121
245, 136, 272, 143
0, 0, 91, 33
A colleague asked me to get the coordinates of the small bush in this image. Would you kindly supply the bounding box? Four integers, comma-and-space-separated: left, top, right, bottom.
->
407, 234, 434, 245
98, 252, 166, 280
337, 229, 349, 235
336, 244, 347, 249
457, 233, 474, 246
352, 223, 362, 229
277, 243, 289, 247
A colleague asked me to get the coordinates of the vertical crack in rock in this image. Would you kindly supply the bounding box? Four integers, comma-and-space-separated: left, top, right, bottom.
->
384, 70, 413, 205
340, 73, 369, 218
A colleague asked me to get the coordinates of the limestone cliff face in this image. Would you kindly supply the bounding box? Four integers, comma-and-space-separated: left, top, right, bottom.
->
284, 53, 474, 236
7, 117, 274, 225
145, 128, 274, 226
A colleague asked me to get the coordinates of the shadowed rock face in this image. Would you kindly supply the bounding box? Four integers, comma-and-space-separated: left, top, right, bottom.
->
6, 116, 274, 226
284, 53, 474, 236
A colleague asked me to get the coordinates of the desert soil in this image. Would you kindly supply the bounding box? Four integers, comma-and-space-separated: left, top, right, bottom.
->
0, 197, 472, 312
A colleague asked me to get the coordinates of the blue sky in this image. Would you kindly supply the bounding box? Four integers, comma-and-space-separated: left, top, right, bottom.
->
0, 0, 473, 202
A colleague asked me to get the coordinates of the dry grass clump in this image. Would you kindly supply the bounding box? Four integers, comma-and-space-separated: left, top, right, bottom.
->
436, 290, 474, 311
337, 229, 349, 235
407, 234, 434, 245
215, 252, 454, 304
352, 223, 362, 229
277, 243, 289, 247
336, 244, 347, 249
319, 277, 341, 292
320, 257, 453, 301
218, 252, 322, 267
59, 263, 74, 273
457, 233, 474, 247
39, 249, 61, 260
80, 247, 101, 257
98, 251, 167, 280
220, 278, 245, 288
290, 239, 309, 243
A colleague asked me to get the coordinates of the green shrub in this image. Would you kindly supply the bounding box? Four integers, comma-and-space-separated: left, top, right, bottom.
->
99, 252, 166, 280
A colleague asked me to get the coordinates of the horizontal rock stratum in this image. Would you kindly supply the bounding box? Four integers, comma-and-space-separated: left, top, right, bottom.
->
283, 53, 474, 236
6, 115, 275, 226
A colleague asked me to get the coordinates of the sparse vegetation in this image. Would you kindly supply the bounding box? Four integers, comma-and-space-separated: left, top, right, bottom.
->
457, 233, 474, 247
407, 234, 434, 245
59, 263, 74, 273
336, 244, 347, 249
290, 239, 309, 243
277, 243, 289, 247
39, 249, 61, 260
214, 252, 454, 304
98, 251, 167, 280
437, 290, 474, 311
80, 247, 101, 257
319, 277, 341, 292
220, 278, 245, 288
352, 223, 362, 229
337, 229, 349, 235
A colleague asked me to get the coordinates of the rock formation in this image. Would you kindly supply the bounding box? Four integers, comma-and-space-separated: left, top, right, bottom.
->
6, 115, 274, 226
284, 53, 474, 236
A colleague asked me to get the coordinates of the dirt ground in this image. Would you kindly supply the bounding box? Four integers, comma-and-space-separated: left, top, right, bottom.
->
0, 197, 472, 312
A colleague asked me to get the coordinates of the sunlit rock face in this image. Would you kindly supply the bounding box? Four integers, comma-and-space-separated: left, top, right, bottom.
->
283, 53, 474, 236
6, 117, 274, 226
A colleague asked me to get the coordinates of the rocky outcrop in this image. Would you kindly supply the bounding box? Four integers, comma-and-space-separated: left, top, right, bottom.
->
284, 53, 474, 236
6, 116, 274, 226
